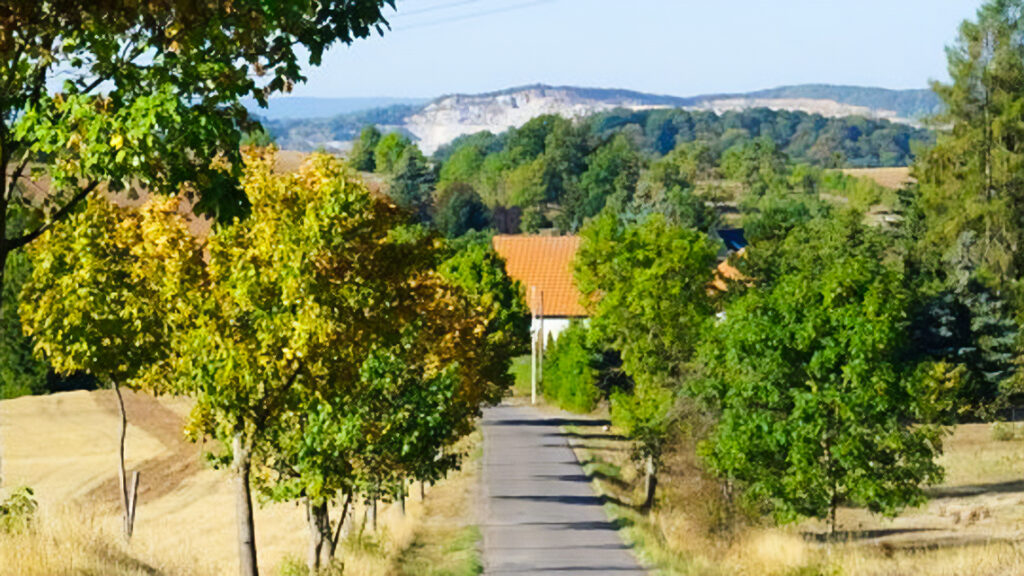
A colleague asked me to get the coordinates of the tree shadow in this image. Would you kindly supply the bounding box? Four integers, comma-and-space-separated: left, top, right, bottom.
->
545, 430, 628, 442
486, 417, 611, 428
926, 479, 1024, 499
803, 527, 937, 543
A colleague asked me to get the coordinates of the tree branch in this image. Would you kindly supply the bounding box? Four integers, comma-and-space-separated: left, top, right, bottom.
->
7, 181, 98, 249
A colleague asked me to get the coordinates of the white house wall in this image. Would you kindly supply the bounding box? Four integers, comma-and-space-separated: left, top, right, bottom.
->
532, 317, 582, 345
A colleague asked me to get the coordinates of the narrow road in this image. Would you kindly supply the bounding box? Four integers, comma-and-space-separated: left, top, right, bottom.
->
480, 402, 647, 575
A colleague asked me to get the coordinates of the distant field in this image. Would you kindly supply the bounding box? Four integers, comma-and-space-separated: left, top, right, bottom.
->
841, 167, 914, 190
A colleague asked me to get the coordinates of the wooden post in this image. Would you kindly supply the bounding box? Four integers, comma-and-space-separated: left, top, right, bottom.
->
127, 471, 140, 538
531, 286, 537, 405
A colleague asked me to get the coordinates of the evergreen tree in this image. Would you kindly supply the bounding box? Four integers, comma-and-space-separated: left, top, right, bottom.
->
350, 125, 382, 172
388, 146, 435, 222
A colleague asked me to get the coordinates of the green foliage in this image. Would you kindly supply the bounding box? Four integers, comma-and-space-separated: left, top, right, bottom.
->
992, 421, 1016, 441
375, 132, 413, 174
1, 206, 46, 399
564, 134, 642, 230
575, 211, 717, 474
240, 127, 276, 148
21, 195, 201, 390
916, 0, 1024, 290
351, 125, 383, 172
434, 183, 492, 238
0, 486, 37, 534
542, 322, 603, 413
721, 136, 788, 196
388, 145, 435, 221
697, 215, 947, 527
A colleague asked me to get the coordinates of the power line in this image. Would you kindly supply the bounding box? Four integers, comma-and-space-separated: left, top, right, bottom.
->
397, 0, 489, 18
396, 0, 558, 31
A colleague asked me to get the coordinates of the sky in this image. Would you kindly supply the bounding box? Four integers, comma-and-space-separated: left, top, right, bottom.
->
289, 0, 986, 99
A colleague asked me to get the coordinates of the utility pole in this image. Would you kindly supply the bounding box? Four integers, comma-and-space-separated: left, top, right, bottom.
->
538, 290, 544, 385
531, 286, 537, 405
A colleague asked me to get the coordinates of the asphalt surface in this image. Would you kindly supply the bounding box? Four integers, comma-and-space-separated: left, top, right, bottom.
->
480, 402, 647, 575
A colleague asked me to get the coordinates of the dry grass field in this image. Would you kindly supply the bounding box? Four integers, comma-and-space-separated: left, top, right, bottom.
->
561, 414, 1024, 576
840, 167, 914, 190
0, 390, 482, 576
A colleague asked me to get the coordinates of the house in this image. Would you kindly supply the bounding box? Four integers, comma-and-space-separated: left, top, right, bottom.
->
492, 235, 587, 344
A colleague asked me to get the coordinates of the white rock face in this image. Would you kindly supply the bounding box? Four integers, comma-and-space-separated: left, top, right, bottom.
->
405, 87, 668, 154
691, 97, 906, 123
378, 86, 919, 155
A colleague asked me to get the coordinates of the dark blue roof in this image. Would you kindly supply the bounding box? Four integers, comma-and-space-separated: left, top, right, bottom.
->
718, 228, 747, 252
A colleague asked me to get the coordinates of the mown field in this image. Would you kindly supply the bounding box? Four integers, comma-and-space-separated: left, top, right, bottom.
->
0, 390, 482, 576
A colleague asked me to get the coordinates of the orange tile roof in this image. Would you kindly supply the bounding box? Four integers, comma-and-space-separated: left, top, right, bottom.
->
710, 251, 747, 293
492, 235, 587, 317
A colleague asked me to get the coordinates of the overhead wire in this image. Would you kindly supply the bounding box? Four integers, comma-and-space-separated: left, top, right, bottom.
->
393, 0, 559, 31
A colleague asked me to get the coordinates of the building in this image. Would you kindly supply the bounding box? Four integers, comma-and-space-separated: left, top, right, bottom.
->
491, 235, 587, 344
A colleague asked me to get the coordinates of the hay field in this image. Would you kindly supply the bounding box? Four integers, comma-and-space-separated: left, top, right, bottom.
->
841, 167, 914, 190
0, 390, 307, 574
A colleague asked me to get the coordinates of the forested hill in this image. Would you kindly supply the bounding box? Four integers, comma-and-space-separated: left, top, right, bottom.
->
263, 83, 939, 156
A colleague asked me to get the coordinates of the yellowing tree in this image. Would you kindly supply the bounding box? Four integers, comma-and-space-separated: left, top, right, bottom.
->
20, 194, 202, 538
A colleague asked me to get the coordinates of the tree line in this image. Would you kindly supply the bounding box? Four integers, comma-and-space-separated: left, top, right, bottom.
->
538, 0, 1024, 534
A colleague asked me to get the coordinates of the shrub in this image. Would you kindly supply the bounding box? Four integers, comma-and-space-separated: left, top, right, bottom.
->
992, 422, 1016, 442
0, 486, 38, 534
542, 322, 602, 413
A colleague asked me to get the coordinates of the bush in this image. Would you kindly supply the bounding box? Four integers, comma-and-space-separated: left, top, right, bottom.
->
542, 322, 603, 413
992, 422, 1016, 442
0, 486, 38, 534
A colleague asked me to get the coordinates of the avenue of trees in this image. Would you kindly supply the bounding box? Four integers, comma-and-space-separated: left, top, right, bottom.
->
18, 150, 529, 575
537, 0, 1024, 533
0, 3, 532, 576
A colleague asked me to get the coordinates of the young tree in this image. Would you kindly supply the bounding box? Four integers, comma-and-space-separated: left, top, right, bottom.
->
697, 215, 949, 533
374, 132, 412, 174
20, 194, 201, 538
350, 125, 383, 172
575, 211, 718, 508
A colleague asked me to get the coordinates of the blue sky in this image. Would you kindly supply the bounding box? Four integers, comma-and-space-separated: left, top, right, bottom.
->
292, 0, 985, 99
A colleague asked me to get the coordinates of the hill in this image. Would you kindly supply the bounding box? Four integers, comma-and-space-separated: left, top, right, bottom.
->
243, 96, 429, 121
265, 83, 941, 154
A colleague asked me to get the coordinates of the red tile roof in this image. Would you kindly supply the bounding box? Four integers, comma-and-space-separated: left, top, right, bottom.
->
492, 235, 587, 318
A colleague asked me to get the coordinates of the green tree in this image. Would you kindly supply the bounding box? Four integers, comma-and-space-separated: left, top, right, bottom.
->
374, 132, 412, 174
350, 125, 383, 172
505, 158, 548, 232
21, 194, 202, 538
563, 134, 641, 231
575, 211, 718, 509
0, 0, 395, 328
0, 204, 46, 399
916, 0, 1024, 290
720, 136, 789, 196
697, 215, 949, 533
438, 144, 486, 188
434, 183, 492, 238
388, 145, 435, 221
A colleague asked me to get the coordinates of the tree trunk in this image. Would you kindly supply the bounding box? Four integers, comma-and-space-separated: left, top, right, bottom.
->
0, 243, 8, 488
112, 382, 136, 539
369, 496, 377, 532
329, 490, 353, 559
305, 498, 332, 574
419, 480, 425, 501
642, 455, 658, 512
233, 433, 259, 576
399, 483, 406, 516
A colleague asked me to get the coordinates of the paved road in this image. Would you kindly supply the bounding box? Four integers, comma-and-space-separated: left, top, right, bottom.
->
480, 402, 647, 575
